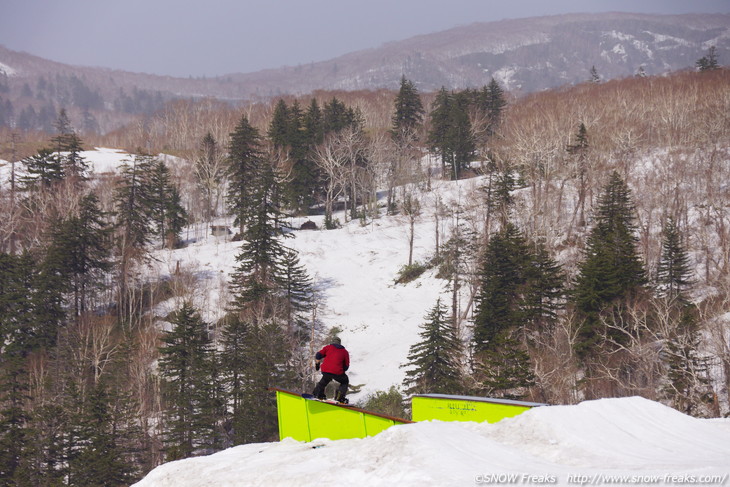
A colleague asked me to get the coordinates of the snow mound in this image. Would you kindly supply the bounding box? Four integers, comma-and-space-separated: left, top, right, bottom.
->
487, 396, 730, 469
133, 397, 730, 487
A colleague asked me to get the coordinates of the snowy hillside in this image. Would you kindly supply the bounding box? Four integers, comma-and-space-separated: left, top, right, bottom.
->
1, 147, 469, 398
151, 173, 481, 398
132, 396, 730, 486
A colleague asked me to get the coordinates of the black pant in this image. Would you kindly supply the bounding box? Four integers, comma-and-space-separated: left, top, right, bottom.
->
313, 372, 349, 400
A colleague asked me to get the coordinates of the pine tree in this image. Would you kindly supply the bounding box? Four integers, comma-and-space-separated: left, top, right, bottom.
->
51, 108, 88, 182
427, 87, 452, 177
268, 99, 290, 148
226, 115, 264, 236
158, 303, 221, 460
402, 299, 463, 395
68, 382, 135, 486
476, 78, 507, 137
391, 75, 424, 140
590, 65, 600, 83
285, 100, 321, 213
148, 159, 188, 249
572, 171, 647, 358
276, 248, 314, 340
20, 148, 64, 189
219, 315, 250, 445
303, 98, 324, 146
114, 154, 156, 251
0, 252, 38, 484
656, 217, 693, 300
428, 89, 475, 180
323, 97, 353, 134
470, 223, 559, 398
696, 46, 719, 71
229, 162, 289, 317
45, 194, 112, 318
473, 332, 535, 399
485, 77, 507, 130
472, 223, 532, 351
521, 239, 565, 333
232, 320, 296, 443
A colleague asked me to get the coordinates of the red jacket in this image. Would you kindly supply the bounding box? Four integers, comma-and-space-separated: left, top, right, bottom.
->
316, 344, 350, 375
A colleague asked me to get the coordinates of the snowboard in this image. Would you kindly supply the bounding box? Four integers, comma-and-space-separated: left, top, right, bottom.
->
302, 393, 353, 406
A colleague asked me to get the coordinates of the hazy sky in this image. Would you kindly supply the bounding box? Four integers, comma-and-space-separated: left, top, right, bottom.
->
1, 0, 729, 77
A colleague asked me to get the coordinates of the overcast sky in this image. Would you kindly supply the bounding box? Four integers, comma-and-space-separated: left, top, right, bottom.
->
1, 0, 729, 77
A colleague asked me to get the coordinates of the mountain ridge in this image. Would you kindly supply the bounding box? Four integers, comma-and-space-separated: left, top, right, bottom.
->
1, 12, 728, 132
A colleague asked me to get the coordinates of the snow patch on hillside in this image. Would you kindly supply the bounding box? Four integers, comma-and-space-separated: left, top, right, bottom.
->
0, 61, 17, 76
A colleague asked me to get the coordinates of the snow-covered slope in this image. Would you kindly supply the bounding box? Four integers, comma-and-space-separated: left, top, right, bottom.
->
0, 147, 130, 182
151, 175, 482, 398
132, 396, 730, 486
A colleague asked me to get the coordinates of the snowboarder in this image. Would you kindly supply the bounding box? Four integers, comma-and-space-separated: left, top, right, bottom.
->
312, 336, 350, 404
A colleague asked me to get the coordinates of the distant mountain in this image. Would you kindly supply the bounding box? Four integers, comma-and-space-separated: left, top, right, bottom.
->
1, 12, 728, 132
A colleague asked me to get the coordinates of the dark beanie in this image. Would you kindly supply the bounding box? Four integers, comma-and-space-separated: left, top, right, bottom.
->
332, 336, 341, 345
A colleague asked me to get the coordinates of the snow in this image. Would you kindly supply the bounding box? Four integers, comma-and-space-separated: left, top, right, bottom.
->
0, 61, 16, 76
7, 149, 730, 485
153, 177, 481, 397
133, 397, 730, 486
0, 147, 131, 185
81, 147, 131, 173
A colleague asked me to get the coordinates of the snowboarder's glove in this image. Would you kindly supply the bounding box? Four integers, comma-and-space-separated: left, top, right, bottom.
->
315, 361, 320, 371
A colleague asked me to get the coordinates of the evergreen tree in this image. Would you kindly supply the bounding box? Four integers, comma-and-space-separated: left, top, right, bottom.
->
51, 108, 88, 182
402, 299, 463, 395
20, 148, 64, 189
521, 239, 565, 332
427, 87, 452, 177
229, 162, 289, 316
391, 75, 424, 140
484, 77, 507, 132
219, 315, 250, 445
276, 248, 314, 340
148, 159, 188, 249
45, 194, 112, 318
656, 217, 693, 300
590, 65, 600, 83
232, 320, 296, 443
114, 154, 156, 251
303, 98, 324, 146
428, 89, 475, 180
485, 167, 516, 228
472, 223, 532, 351
267, 99, 290, 148
572, 171, 647, 358
470, 223, 559, 398
473, 332, 535, 399
33, 240, 68, 349
68, 382, 135, 486
323, 97, 357, 134
696, 46, 719, 71
285, 100, 322, 213
474, 78, 507, 139
0, 251, 37, 485
226, 115, 264, 235
158, 303, 221, 460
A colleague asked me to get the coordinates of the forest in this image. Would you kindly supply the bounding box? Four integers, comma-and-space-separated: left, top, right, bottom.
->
0, 63, 729, 485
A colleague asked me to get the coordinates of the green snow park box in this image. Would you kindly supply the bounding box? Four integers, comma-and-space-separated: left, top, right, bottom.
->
272, 388, 413, 442
411, 394, 546, 423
